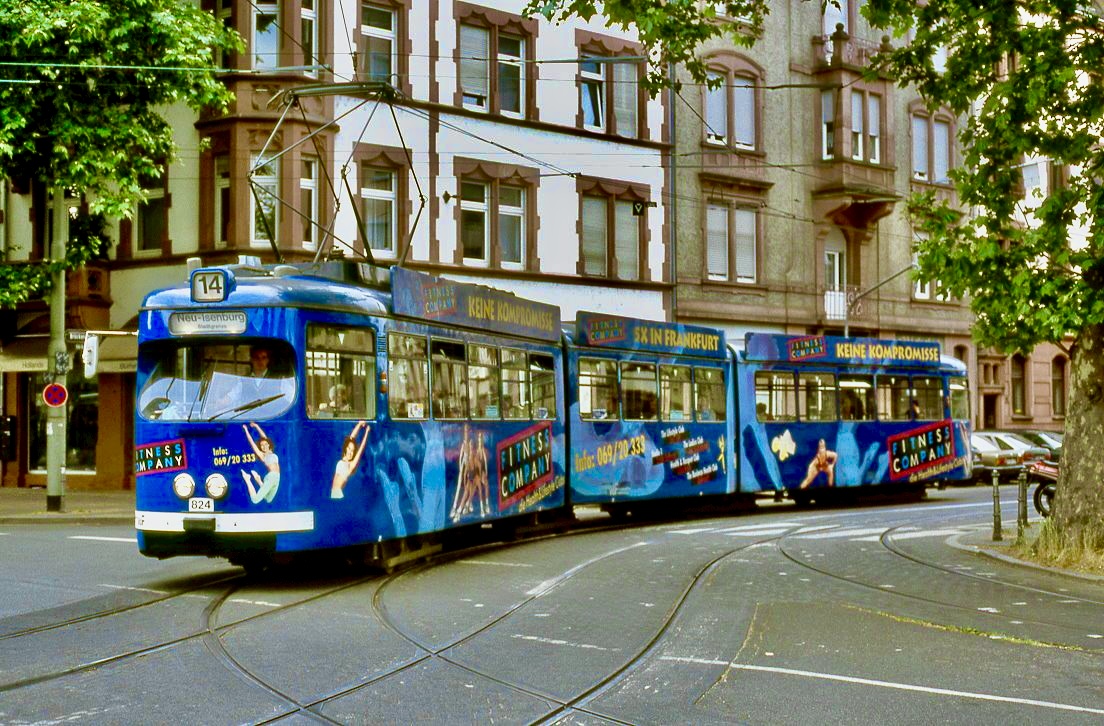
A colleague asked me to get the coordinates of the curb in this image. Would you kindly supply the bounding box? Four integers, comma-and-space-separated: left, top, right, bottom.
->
947, 526, 1104, 583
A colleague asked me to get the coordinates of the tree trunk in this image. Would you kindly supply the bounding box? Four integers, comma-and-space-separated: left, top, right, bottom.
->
1052, 323, 1104, 549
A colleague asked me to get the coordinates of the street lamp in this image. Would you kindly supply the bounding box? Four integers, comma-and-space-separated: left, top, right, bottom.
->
843, 261, 919, 337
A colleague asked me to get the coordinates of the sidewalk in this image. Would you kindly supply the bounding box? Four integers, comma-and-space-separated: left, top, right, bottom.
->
950, 522, 1104, 583
0, 486, 135, 525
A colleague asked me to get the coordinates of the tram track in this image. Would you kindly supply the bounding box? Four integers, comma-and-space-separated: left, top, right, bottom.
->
774, 523, 1104, 642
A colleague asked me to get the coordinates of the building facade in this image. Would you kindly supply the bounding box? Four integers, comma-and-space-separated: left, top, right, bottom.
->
0, 0, 670, 489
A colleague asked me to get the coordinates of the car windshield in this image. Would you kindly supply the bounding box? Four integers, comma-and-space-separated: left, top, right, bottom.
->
971, 435, 998, 452
997, 432, 1035, 449
138, 340, 296, 421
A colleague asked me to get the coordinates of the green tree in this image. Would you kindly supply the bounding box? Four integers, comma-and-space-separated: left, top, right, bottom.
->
532, 0, 1103, 549
0, 0, 242, 306
862, 0, 1104, 550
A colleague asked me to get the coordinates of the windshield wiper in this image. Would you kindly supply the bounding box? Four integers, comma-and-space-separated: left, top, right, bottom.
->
206, 393, 287, 422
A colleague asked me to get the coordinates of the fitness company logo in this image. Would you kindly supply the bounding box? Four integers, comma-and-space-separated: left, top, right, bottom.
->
497, 421, 553, 508
887, 421, 954, 480
135, 439, 187, 476
787, 336, 827, 361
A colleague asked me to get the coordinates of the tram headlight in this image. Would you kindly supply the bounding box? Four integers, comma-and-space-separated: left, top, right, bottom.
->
172, 472, 196, 499
205, 472, 229, 500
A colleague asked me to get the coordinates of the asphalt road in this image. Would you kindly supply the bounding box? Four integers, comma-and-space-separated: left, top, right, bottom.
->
0, 487, 1101, 725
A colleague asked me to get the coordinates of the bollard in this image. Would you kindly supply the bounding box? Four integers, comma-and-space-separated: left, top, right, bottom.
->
1017, 470, 1028, 538
991, 468, 1002, 542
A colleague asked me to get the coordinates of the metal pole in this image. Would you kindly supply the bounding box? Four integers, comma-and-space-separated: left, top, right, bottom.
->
991, 468, 1002, 542
1017, 470, 1028, 537
46, 189, 68, 512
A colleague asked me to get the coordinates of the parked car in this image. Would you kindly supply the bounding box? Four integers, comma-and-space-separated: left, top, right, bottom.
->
974, 431, 1050, 482
970, 432, 1022, 484
1016, 430, 1063, 461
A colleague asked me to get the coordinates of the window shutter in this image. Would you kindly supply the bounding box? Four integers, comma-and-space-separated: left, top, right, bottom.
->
614, 200, 639, 280
912, 116, 929, 178
581, 197, 607, 275
705, 73, 727, 142
613, 62, 638, 138
733, 207, 756, 282
706, 205, 728, 279
733, 78, 754, 148
934, 120, 950, 182
459, 25, 489, 101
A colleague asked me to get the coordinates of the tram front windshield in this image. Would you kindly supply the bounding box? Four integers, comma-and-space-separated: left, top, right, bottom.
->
138, 340, 297, 422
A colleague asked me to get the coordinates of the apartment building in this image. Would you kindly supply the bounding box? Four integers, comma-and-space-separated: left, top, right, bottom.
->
0, 0, 670, 489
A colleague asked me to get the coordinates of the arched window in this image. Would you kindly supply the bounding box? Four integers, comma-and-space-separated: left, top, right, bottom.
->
1010, 354, 1026, 415
1051, 356, 1067, 417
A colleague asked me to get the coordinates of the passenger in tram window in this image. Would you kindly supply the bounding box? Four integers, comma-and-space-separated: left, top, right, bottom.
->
909, 398, 922, 421
323, 384, 352, 414
756, 402, 772, 421
241, 422, 280, 503
798, 438, 838, 489
331, 421, 370, 499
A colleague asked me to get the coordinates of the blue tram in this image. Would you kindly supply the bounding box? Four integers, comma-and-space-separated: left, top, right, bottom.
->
734, 334, 972, 502
564, 312, 734, 508
133, 261, 972, 565
135, 263, 567, 564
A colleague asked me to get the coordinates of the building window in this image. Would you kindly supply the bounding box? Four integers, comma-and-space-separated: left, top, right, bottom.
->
1011, 354, 1026, 415
499, 185, 524, 268
912, 112, 954, 183
361, 166, 396, 257
301, 0, 318, 76
850, 91, 881, 163
821, 89, 835, 159
825, 248, 846, 291
581, 194, 641, 280
823, 0, 851, 35
251, 154, 279, 247
706, 203, 756, 283
214, 155, 230, 249
912, 242, 947, 301
214, 0, 233, 69
1052, 356, 1066, 417
253, 1, 280, 70
361, 2, 395, 84
458, 179, 527, 269
136, 164, 168, 253
460, 181, 489, 265
704, 72, 756, 149
459, 24, 490, 110
300, 157, 319, 250
580, 58, 605, 130
458, 26, 526, 116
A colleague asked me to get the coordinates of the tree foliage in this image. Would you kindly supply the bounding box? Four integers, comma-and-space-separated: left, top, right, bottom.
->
0, 0, 242, 305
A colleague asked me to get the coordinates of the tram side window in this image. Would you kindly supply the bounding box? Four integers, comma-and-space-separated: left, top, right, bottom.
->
912, 376, 943, 420
501, 348, 530, 419
431, 339, 468, 419
660, 365, 692, 421
622, 361, 658, 421
530, 353, 557, 419
388, 333, 428, 419
694, 367, 726, 422
876, 374, 911, 421
306, 325, 376, 420
579, 358, 619, 420
468, 343, 500, 419
839, 374, 875, 421
799, 372, 837, 422
755, 371, 797, 421
949, 376, 970, 420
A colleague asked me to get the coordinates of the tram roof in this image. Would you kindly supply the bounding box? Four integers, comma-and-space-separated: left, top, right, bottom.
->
742, 333, 955, 370
568, 311, 727, 359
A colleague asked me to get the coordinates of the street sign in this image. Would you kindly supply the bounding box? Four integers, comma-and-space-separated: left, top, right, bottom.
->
43, 383, 68, 408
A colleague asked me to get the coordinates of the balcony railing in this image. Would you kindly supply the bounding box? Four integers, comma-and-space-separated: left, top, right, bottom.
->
823, 285, 865, 321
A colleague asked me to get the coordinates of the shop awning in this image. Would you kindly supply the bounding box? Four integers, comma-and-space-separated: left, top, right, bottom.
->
0, 337, 48, 373
98, 334, 137, 373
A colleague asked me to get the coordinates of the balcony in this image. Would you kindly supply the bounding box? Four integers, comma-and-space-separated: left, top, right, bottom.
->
812, 27, 889, 71
822, 285, 868, 323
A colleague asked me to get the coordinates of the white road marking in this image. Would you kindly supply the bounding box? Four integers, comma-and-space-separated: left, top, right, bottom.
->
724, 528, 792, 537
69, 535, 138, 543
512, 634, 618, 652
713, 522, 801, 533
660, 657, 1104, 715
853, 528, 967, 542
228, 598, 281, 607
668, 527, 718, 534
457, 559, 534, 568
526, 541, 648, 596
99, 584, 168, 595
796, 527, 888, 540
